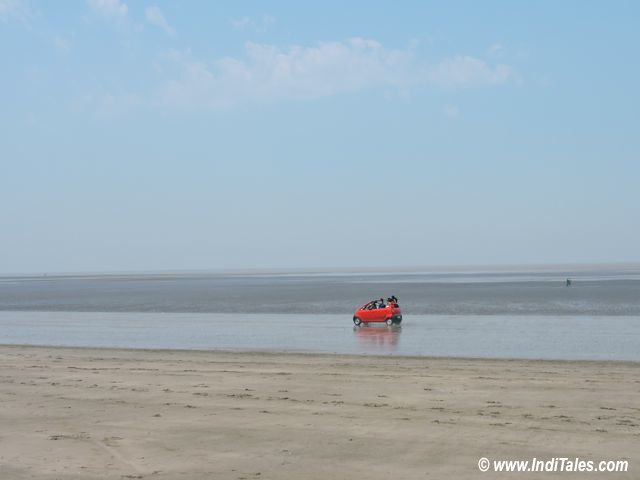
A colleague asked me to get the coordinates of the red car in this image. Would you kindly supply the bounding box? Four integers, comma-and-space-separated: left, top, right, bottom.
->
353, 300, 402, 326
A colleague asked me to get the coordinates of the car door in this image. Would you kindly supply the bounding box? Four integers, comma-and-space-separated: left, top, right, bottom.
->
359, 302, 377, 322
372, 304, 390, 321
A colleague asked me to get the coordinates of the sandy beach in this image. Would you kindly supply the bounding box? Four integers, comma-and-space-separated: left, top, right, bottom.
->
0, 346, 637, 479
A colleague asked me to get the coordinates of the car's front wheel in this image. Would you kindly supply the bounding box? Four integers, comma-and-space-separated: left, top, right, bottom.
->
385, 318, 393, 326
353, 317, 362, 326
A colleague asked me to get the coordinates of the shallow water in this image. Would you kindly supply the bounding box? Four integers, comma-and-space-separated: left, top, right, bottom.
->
1, 311, 639, 361
2, 268, 640, 316
2, 268, 640, 359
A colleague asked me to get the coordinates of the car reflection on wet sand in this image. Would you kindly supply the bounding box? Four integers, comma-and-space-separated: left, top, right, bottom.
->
353, 325, 401, 352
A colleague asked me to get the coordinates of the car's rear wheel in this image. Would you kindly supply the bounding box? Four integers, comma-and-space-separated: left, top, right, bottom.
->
353, 317, 362, 326
385, 318, 393, 326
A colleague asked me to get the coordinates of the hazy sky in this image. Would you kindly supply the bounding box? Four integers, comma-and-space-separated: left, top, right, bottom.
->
1, 1, 639, 273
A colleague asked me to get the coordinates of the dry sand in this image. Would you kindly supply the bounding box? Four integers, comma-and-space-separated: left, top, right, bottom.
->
0, 345, 638, 479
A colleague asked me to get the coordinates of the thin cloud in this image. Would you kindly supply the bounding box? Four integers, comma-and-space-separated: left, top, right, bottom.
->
145, 5, 174, 35
0, 0, 20, 15
158, 39, 412, 107
53, 35, 72, 54
87, 0, 128, 18
487, 43, 505, 58
429, 56, 512, 88
87, 0, 145, 35
156, 38, 514, 109
231, 14, 275, 32
444, 105, 459, 119
73, 89, 142, 117
231, 16, 251, 30
0, 0, 30, 22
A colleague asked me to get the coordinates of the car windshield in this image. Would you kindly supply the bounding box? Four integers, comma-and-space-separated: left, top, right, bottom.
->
361, 299, 399, 310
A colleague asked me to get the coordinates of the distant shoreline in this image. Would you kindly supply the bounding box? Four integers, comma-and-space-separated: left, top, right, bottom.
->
3, 261, 640, 279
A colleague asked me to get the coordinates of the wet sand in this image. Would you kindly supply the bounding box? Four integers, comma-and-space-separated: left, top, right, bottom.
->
0, 345, 638, 479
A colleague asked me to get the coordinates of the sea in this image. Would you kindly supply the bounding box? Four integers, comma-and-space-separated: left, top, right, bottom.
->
1, 264, 639, 360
